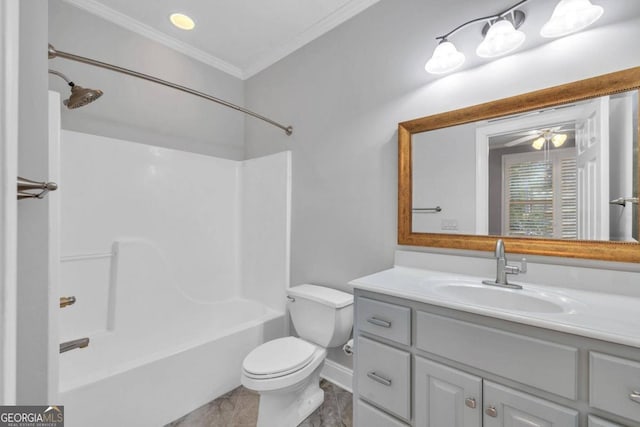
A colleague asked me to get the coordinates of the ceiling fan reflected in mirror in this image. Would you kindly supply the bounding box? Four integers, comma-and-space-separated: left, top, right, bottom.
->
531, 129, 568, 150
503, 123, 574, 149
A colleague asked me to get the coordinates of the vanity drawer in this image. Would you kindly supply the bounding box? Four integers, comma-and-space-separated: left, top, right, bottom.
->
356, 400, 409, 427
590, 352, 640, 422
416, 311, 578, 399
356, 336, 410, 420
356, 297, 410, 345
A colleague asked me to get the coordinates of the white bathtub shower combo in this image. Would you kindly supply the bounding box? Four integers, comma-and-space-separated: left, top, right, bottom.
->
57, 129, 291, 426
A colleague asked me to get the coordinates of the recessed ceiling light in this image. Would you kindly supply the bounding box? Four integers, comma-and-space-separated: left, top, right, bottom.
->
170, 13, 195, 31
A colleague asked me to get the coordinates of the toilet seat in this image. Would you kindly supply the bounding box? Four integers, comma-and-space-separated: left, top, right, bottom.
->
243, 337, 317, 379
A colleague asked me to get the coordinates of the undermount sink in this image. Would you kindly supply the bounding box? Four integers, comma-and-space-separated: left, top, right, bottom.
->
431, 281, 569, 313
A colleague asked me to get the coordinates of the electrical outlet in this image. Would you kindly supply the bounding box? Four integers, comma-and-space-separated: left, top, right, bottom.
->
441, 219, 458, 230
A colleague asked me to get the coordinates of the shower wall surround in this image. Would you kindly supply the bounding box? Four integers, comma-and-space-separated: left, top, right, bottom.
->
60, 130, 239, 346
60, 130, 290, 341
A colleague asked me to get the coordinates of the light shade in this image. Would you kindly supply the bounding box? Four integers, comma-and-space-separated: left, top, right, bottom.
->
476, 19, 526, 58
532, 137, 546, 150
425, 40, 466, 75
540, 0, 603, 38
170, 13, 196, 30
551, 133, 568, 147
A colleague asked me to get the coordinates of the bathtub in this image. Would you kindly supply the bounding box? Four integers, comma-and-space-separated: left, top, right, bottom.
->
60, 297, 284, 427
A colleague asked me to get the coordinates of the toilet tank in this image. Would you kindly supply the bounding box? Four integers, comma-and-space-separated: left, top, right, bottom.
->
287, 284, 354, 348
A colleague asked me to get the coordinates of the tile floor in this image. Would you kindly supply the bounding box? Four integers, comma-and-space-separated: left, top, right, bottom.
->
166, 379, 352, 427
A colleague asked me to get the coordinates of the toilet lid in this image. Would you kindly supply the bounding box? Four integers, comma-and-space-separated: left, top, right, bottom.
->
243, 337, 316, 377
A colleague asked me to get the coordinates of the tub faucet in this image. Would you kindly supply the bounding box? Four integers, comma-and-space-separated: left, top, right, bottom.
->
482, 239, 525, 290
60, 337, 90, 354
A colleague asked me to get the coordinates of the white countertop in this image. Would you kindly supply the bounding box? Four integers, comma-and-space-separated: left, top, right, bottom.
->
350, 266, 640, 349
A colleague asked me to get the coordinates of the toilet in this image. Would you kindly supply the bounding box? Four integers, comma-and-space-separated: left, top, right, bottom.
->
241, 284, 354, 427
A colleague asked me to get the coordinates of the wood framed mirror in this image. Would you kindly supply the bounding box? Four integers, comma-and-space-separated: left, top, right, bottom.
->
398, 67, 640, 263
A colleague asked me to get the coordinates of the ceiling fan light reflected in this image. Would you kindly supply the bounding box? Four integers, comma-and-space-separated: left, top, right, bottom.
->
532, 137, 546, 150
425, 40, 466, 74
476, 19, 526, 58
551, 133, 568, 147
540, 0, 603, 38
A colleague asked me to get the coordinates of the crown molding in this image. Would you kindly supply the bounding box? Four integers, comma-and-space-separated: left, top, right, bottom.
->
61, 0, 244, 79
62, 0, 380, 80
243, 0, 381, 79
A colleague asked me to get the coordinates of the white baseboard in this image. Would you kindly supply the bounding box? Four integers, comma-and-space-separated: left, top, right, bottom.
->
320, 359, 353, 393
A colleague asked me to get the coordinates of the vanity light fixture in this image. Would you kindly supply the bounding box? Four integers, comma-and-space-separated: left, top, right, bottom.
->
540, 0, 603, 38
425, 0, 603, 75
424, 39, 466, 74
477, 17, 526, 58
169, 13, 195, 31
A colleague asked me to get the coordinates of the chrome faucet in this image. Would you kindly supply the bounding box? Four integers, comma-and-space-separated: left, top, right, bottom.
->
482, 239, 525, 289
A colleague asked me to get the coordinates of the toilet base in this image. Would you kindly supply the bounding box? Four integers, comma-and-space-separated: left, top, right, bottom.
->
256, 363, 324, 427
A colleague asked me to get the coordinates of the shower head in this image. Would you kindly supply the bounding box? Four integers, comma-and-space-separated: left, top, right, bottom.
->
48, 68, 103, 109
63, 84, 103, 109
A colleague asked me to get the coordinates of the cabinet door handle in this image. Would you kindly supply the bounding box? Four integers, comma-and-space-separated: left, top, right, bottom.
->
485, 406, 498, 417
631, 391, 640, 404
465, 397, 477, 409
367, 317, 392, 328
367, 371, 392, 386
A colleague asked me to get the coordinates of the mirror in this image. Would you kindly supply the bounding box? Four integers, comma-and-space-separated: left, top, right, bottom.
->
398, 67, 640, 262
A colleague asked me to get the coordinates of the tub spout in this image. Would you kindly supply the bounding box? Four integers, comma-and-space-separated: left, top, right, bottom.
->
60, 337, 90, 353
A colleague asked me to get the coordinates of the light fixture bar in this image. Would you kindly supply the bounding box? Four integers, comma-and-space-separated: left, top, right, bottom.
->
425, 0, 604, 76
481, 10, 526, 37
435, 0, 531, 41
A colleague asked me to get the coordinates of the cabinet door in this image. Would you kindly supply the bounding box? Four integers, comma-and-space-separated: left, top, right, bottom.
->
483, 381, 578, 427
415, 357, 482, 427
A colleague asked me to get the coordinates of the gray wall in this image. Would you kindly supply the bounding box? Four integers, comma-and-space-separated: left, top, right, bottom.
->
48, 0, 245, 159
41, 0, 640, 371
244, 0, 640, 365
412, 123, 476, 234
245, 0, 640, 290
17, 0, 52, 404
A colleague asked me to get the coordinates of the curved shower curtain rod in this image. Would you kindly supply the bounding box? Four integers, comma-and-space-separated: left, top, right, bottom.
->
47, 44, 293, 136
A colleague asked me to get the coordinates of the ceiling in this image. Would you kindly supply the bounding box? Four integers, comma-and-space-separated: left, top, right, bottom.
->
62, 0, 381, 80
60, 0, 640, 82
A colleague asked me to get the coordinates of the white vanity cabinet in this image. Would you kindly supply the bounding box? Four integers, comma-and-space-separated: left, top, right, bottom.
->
414, 357, 578, 427
352, 290, 640, 427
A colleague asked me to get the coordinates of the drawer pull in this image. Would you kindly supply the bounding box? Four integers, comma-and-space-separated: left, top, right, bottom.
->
367, 317, 392, 328
485, 406, 498, 417
367, 371, 392, 386
465, 397, 477, 409
631, 391, 640, 404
